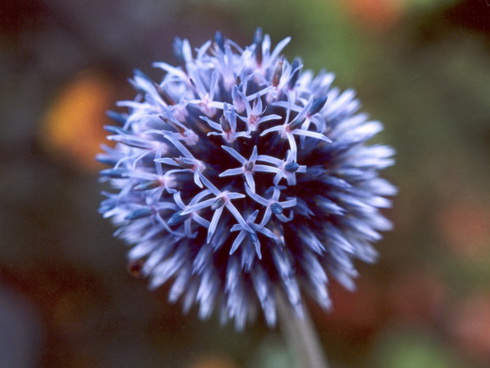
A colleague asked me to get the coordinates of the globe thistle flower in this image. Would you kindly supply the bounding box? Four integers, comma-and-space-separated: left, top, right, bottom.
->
98, 29, 396, 330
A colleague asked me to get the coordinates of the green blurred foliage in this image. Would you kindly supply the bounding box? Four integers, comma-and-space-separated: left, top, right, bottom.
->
236, 0, 372, 84
246, 334, 294, 368
372, 329, 463, 368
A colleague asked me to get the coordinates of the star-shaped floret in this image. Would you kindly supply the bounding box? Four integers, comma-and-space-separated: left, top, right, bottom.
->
256, 150, 307, 186
219, 145, 279, 192
229, 210, 278, 259
181, 190, 247, 244
200, 103, 251, 143
261, 96, 331, 160
245, 185, 297, 227
233, 87, 281, 132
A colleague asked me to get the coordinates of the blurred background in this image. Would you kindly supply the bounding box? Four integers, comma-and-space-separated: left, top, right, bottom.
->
1, 0, 490, 367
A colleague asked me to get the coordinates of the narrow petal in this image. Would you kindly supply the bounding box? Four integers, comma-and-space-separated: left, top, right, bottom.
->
229, 231, 246, 255
219, 168, 244, 177
221, 145, 247, 164
207, 206, 224, 243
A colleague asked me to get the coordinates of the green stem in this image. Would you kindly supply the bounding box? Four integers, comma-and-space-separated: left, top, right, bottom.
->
276, 292, 330, 368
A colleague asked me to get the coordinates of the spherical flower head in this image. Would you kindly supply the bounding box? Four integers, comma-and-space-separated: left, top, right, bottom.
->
98, 28, 396, 330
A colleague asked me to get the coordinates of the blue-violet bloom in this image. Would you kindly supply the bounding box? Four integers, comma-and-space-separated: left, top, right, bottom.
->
98, 29, 396, 330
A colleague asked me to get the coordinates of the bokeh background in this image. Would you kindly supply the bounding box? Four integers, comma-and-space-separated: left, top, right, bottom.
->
1, 0, 490, 367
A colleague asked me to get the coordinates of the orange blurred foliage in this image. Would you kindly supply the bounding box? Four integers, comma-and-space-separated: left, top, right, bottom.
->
388, 268, 446, 326
436, 200, 490, 259
342, 0, 406, 30
186, 353, 239, 368
317, 278, 381, 342
451, 294, 490, 361
40, 70, 115, 172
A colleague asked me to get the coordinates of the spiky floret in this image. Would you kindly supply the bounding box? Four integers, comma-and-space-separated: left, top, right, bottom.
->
98, 29, 396, 330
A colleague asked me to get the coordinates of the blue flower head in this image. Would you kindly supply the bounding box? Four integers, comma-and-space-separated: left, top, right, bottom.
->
98, 29, 396, 330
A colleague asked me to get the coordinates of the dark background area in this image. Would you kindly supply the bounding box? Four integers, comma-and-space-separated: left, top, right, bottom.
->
1, 0, 490, 367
